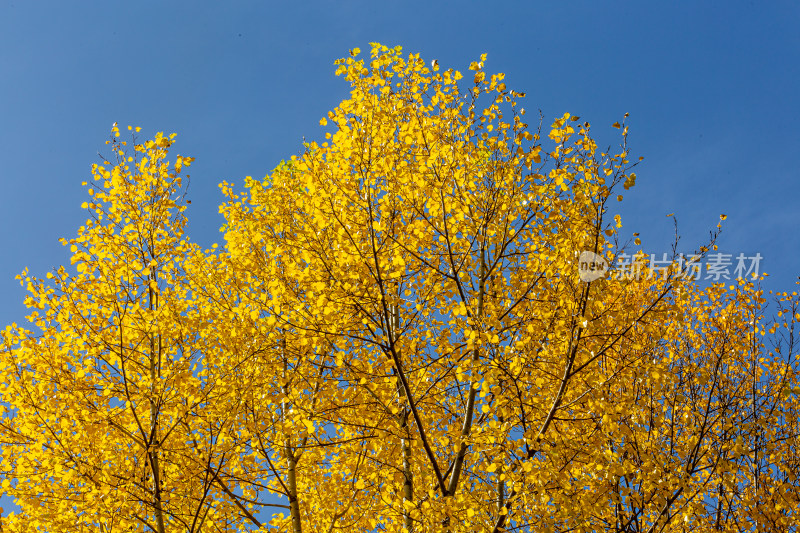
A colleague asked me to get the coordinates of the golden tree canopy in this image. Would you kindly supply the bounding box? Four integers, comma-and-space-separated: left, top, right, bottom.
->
1, 43, 799, 533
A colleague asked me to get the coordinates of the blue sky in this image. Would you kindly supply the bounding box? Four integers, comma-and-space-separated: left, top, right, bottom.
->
2, 1, 800, 330
1, 0, 799, 522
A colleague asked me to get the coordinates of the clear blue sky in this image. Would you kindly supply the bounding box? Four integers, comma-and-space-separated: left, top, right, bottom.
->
2, 1, 800, 329
1, 0, 799, 521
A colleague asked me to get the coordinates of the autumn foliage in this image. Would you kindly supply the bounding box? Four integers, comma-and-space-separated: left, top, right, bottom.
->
1, 43, 799, 532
